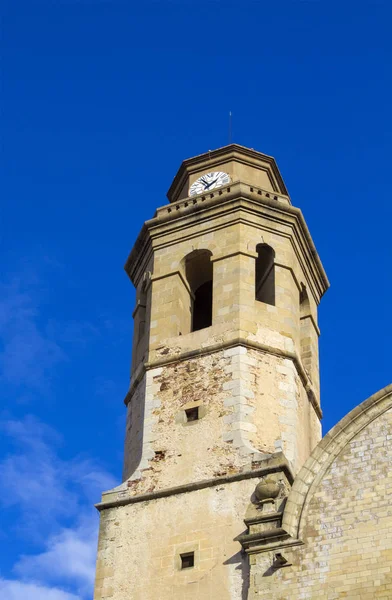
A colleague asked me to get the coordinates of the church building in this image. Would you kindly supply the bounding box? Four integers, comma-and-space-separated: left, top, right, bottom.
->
93, 144, 392, 599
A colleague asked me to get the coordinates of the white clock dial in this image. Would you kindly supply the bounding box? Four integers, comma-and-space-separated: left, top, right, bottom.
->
189, 171, 230, 197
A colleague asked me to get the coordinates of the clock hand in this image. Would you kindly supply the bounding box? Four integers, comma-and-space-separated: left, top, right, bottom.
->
205, 177, 219, 189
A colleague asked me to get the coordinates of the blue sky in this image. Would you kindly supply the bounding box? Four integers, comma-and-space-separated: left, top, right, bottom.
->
1, 1, 391, 598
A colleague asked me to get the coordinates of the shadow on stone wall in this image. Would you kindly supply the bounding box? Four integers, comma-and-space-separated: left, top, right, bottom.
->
224, 546, 249, 599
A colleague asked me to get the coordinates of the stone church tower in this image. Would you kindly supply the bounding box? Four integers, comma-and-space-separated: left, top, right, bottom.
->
94, 145, 392, 599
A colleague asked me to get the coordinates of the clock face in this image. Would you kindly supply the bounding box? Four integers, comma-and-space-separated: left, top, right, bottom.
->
189, 171, 230, 197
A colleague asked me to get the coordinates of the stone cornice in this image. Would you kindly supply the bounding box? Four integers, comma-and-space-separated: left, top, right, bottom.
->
124, 181, 329, 302
167, 144, 289, 203
238, 528, 303, 555
157, 182, 288, 222
125, 226, 153, 287
95, 452, 294, 512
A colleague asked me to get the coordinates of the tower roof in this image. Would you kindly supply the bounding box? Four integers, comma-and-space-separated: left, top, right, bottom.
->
167, 144, 289, 204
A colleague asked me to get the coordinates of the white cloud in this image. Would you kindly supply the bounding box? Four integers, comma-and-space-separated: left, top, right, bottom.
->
0, 278, 65, 391
14, 516, 97, 595
0, 579, 80, 600
0, 415, 116, 526
0, 416, 77, 524
0, 415, 116, 598
0, 269, 119, 599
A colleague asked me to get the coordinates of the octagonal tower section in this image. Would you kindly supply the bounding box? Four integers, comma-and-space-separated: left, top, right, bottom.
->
121, 144, 329, 495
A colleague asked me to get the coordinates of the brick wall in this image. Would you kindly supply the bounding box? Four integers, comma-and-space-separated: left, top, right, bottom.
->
250, 387, 392, 599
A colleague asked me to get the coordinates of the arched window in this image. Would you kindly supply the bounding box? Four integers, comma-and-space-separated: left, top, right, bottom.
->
255, 244, 275, 305
184, 250, 213, 332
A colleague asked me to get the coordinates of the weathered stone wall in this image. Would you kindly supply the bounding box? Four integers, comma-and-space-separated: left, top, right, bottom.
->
95, 147, 329, 600
249, 394, 392, 599
94, 477, 257, 600
123, 206, 324, 486
122, 346, 320, 492
247, 349, 320, 470
123, 352, 234, 490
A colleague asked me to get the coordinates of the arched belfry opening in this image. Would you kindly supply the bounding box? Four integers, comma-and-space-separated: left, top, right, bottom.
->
184, 249, 213, 332
255, 244, 275, 305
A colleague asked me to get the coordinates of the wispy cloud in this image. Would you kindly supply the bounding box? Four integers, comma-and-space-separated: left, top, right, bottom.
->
0, 415, 116, 598
0, 265, 122, 598
0, 416, 77, 527
14, 516, 97, 597
0, 414, 115, 529
0, 579, 80, 600
0, 273, 102, 396
0, 278, 65, 392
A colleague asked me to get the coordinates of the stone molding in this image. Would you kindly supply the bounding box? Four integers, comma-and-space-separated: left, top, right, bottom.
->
151, 269, 194, 298
125, 181, 329, 301
159, 183, 287, 222
299, 313, 321, 336
96, 452, 294, 512
131, 300, 147, 319
124, 338, 322, 420
125, 229, 153, 289
166, 143, 289, 203
238, 528, 304, 555
282, 383, 392, 540
210, 249, 259, 263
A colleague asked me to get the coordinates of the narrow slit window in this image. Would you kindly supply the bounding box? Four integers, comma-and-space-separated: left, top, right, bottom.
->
255, 244, 275, 306
185, 407, 199, 422
300, 284, 310, 316
299, 283, 313, 376
135, 283, 147, 345
180, 552, 194, 569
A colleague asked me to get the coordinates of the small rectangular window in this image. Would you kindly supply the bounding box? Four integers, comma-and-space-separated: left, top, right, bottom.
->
180, 552, 194, 569
185, 407, 199, 422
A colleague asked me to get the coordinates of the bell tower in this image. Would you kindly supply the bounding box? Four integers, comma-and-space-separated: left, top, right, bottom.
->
94, 145, 329, 600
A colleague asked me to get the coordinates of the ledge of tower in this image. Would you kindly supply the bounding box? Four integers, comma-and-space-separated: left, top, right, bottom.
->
167, 144, 289, 204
